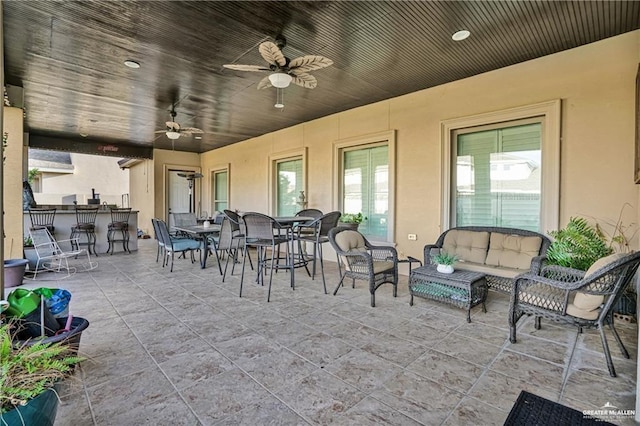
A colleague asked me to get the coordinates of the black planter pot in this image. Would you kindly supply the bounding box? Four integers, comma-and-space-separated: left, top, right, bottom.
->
15, 316, 90, 358
0, 383, 60, 426
338, 222, 359, 231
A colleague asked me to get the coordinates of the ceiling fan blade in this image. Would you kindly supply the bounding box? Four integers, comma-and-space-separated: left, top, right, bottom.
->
223, 64, 270, 72
259, 41, 286, 67
256, 75, 273, 90
289, 55, 333, 74
291, 73, 317, 89
181, 127, 204, 134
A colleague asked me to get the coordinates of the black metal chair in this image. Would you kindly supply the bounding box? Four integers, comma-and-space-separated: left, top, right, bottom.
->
70, 206, 99, 256
509, 251, 640, 377
295, 211, 342, 294
28, 207, 57, 235
240, 212, 291, 302
328, 227, 398, 307
106, 207, 131, 254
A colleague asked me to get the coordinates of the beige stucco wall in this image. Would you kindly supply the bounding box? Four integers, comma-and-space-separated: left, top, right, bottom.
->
35, 153, 129, 206
194, 30, 640, 261
128, 159, 155, 236
3, 107, 25, 258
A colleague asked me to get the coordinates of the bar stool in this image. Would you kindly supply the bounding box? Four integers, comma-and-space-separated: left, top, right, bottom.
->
106, 207, 132, 255
70, 206, 99, 256
28, 207, 57, 235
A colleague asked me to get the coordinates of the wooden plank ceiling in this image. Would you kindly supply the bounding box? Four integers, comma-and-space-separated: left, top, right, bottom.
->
3, 1, 639, 156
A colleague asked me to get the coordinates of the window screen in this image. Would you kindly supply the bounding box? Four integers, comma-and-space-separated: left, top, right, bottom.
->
343, 145, 388, 239
454, 123, 541, 231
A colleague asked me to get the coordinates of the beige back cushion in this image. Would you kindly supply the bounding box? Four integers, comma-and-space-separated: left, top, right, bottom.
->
485, 233, 542, 270
334, 230, 366, 252
442, 230, 489, 264
567, 253, 627, 319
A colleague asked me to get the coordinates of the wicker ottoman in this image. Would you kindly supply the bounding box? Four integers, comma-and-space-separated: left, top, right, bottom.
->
409, 265, 487, 322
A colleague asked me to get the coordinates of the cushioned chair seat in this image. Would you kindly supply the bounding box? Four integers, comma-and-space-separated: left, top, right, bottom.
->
329, 227, 399, 307
171, 238, 201, 251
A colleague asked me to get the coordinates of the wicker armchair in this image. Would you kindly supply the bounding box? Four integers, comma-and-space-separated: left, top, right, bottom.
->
328, 227, 398, 307
509, 251, 640, 377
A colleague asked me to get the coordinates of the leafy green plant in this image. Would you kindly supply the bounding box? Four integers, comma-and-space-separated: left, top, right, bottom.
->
340, 212, 367, 224
23, 236, 33, 247
546, 217, 613, 271
432, 252, 458, 265
27, 168, 40, 185
0, 323, 82, 413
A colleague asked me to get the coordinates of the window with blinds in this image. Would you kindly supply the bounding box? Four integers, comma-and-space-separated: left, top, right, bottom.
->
454, 122, 541, 231
343, 145, 388, 239
212, 169, 228, 213
276, 158, 303, 216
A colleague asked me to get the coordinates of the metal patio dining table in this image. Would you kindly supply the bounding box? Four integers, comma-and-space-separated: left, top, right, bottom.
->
173, 224, 222, 272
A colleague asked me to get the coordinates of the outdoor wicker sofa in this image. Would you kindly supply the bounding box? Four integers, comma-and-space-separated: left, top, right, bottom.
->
423, 226, 552, 293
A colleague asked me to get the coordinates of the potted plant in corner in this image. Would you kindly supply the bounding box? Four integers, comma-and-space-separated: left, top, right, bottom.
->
0, 322, 82, 425
432, 252, 458, 274
338, 212, 367, 230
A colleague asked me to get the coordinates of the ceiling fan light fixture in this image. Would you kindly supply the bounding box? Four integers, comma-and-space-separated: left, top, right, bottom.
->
452, 30, 471, 41
166, 131, 180, 140
268, 72, 292, 88
274, 88, 285, 108
124, 59, 141, 69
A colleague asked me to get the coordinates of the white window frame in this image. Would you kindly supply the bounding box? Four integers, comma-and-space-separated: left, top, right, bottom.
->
333, 130, 396, 243
268, 148, 307, 216
209, 164, 230, 215
441, 100, 561, 232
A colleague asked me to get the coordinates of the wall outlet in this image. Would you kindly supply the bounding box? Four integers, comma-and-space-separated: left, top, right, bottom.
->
408, 234, 417, 240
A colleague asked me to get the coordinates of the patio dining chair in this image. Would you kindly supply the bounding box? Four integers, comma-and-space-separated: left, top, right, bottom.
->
216, 216, 251, 282
509, 251, 640, 377
155, 218, 201, 272
151, 218, 165, 262
295, 211, 342, 294
240, 212, 291, 302
28, 228, 98, 279
70, 205, 99, 256
106, 207, 132, 254
28, 207, 57, 235
328, 227, 398, 307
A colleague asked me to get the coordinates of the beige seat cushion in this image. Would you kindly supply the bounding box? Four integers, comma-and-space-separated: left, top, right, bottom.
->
442, 230, 489, 264
455, 261, 522, 279
335, 230, 366, 252
566, 253, 627, 320
335, 230, 368, 271
485, 233, 542, 270
373, 261, 395, 274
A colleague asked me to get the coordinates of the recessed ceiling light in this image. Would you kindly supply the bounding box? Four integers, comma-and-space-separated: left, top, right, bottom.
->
124, 60, 140, 69
452, 30, 471, 41
194, 136, 202, 140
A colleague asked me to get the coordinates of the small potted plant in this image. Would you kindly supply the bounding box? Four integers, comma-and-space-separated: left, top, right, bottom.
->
432, 252, 458, 274
23, 235, 39, 271
0, 322, 82, 424
339, 212, 367, 230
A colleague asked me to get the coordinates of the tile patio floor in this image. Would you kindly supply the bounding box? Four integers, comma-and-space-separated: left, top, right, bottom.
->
7, 239, 638, 425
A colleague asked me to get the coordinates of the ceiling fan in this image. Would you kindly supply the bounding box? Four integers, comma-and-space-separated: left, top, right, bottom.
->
155, 104, 204, 140
223, 35, 333, 90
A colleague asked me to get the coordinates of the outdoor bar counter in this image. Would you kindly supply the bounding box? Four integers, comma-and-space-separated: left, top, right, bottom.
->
23, 206, 139, 254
